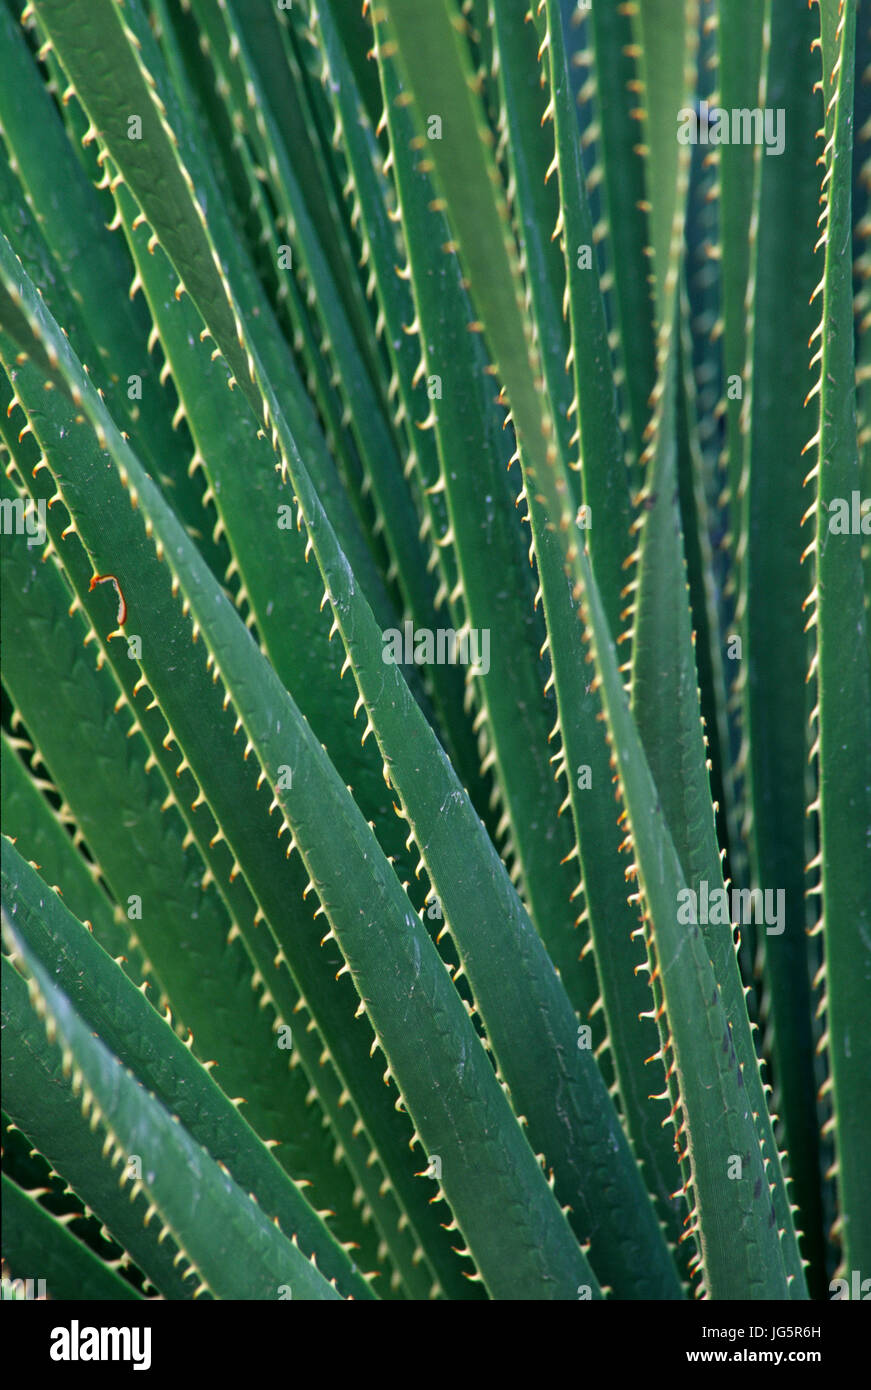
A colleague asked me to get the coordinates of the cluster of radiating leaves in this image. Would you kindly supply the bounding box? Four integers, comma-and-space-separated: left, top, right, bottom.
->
0, 0, 867, 1302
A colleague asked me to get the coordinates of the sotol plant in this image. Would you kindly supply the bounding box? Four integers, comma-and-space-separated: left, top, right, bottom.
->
0, 0, 868, 1303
